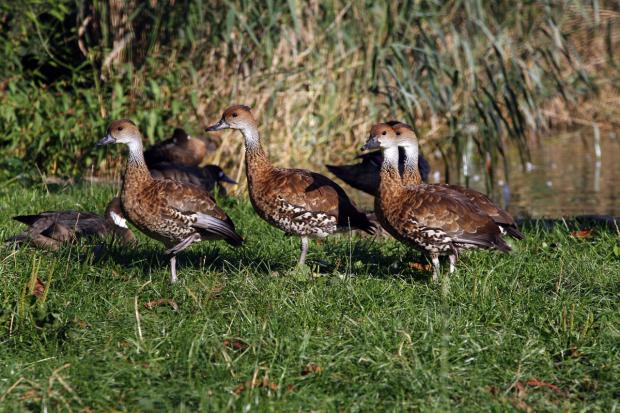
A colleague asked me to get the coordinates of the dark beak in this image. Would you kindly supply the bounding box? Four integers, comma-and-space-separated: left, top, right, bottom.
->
205, 118, 229, 132
361, 136, 380, 151
219, 173, 237, 185
96, 134, 116, 146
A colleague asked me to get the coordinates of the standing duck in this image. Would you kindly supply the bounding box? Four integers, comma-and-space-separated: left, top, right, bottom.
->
326, 148, 430, 196
391, 122, 524, 240
364, 123, 510, 281
6, 197, 135, 251
97, 120, 243, 283
144, 128, 219, 167
206, 105, 376, 266
149, 163, 237, 196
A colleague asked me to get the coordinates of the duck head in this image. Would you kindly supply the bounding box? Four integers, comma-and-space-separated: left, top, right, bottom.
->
97, 120, 142, 150
205, 105, 255, 132
389, 122, 419, 150
362, 123, 397, 151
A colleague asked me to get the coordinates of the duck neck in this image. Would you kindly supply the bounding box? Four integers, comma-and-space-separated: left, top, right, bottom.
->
240, 125, 272, 177
379, 146, 404, 198
123, 139, 152, 191
402, 144, 423, 186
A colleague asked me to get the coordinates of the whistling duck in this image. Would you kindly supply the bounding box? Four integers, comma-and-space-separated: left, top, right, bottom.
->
206, 105, 376, 266
364, 123, 510, 281
144, 128, 219, 167
391, 122, 524, 240
97, 120, 243, 283
6, 197, 135, 251
326, 148, 430, 196
149, 163, 237, 196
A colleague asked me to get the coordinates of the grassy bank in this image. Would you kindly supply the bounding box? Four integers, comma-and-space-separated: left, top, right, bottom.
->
0, 183, 618, 411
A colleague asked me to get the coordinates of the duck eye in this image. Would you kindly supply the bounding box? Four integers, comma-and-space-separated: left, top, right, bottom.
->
382, 131, 386, 135
117, 127, 123, 131
396, 132, 401, 135
232, 113, 238, 117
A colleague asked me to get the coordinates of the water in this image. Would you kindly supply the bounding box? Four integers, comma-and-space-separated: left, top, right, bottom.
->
428, 129, 620, 218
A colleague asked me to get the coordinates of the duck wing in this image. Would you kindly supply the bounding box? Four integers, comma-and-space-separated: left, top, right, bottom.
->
389, 185, 510, 251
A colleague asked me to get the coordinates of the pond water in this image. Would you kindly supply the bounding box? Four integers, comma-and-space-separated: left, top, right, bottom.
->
430, 128, 620, 218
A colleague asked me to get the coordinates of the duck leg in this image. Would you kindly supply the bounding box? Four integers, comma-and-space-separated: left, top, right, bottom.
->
298, 236, 309, 266
164, 233, 201, 283
448, 254, 457, 274
431, 254, 441, 283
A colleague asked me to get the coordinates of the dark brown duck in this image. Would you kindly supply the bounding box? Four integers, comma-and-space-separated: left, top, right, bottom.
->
97, 120, 243, 283
364, 123, 510, 281
206, 105, 376, 266
149, 163, 237, 196
326, 148, 430, 197
6, 197, 135, 251
143, 128, 219, 167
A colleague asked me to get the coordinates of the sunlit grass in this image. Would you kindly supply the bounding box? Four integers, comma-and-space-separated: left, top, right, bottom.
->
0, 183, 618, 411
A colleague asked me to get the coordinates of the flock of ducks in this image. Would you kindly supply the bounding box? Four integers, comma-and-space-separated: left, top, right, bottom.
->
7, 105, 523, 283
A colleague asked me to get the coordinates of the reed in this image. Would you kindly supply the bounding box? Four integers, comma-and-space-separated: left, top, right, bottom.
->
0, 0, 618, 190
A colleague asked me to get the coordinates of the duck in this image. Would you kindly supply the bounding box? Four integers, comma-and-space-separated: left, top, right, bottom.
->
363, 123, 510, 281
205, 105, 376, 266
391, 122, 524, 240
149, 162, 237, 196
6, 197, 135, 251
143, 127, 219, 167
97, 120, 243, 283
326, 143, 430, 197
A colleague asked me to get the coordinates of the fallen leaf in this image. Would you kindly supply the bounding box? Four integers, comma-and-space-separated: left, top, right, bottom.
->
20, 389, 40, 402
571, 229, 593, 238
301, 363, 322, 376
223, 339, 248, 351
525, 378, 564, 395
144, 299, 178, 311
409, 262, 433, 271
233, 377, 278, 394
286, 384, 296, 393
31, 277, 45, 298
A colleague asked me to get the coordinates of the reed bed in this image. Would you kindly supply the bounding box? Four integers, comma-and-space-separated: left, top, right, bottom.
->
1, 1, 618, 192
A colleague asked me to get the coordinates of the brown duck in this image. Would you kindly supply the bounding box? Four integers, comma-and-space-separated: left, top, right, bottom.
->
97, 120, 243, 283
149, 163, 237, 196
143, 128, 219, 167
206, 105, 376, 266
364, 123, 510, 281
392, 122, 524, 240
6, 197, 135, 251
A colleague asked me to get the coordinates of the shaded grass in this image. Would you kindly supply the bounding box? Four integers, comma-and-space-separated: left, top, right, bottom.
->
0, 183, 619, 411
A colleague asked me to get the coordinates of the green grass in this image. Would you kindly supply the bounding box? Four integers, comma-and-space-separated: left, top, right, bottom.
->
0, 183, 619, 411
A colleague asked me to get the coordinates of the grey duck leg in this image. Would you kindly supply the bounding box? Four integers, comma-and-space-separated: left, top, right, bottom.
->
448, 254, 457, 274
297, 236, 309, 266
431, 254, 441, 283
164, 233, 201, 283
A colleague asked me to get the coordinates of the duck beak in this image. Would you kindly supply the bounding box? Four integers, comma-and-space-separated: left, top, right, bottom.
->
361, 136, 379, 151
96, 134, 116, 146
219, 173, 237, 185
205, 118, 229, 132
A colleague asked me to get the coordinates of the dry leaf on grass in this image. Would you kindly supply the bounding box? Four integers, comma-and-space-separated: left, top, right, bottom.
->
570, 229, 593, 238
31, 277, 45, 298
525, 378, 565, 395
409, 262, 433, 271
223, 339, 249, 351
144, 299, 178, 311
233, 377, 278, 395
301, 363, 322, 376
